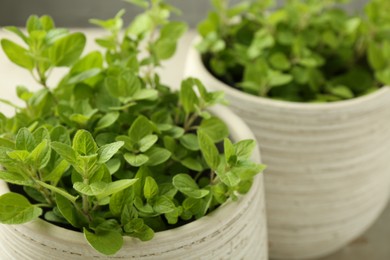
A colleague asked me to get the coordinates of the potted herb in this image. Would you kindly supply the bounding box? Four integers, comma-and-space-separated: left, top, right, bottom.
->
185, 0, 390, 259
0, 1, 268, 259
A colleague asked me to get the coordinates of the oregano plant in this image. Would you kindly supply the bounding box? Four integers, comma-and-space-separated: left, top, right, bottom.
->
0, 0, 264, 256
198, 0, 390, 102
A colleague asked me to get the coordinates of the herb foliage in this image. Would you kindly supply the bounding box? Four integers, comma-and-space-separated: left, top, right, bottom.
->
198, 0, 390, 102
0, 0, 264, 255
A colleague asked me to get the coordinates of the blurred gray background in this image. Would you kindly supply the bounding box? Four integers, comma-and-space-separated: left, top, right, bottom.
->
0, 0, 369, 28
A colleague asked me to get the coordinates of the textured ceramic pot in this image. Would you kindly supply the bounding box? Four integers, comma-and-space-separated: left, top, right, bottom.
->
0, 105, 267, 260
185, 38, 390, 259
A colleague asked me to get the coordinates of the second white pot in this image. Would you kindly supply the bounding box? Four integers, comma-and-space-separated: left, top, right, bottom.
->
185, 38, 390, 259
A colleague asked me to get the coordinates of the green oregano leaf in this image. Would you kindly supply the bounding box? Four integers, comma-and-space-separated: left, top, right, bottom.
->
15, 128, 36, 152
144, 176, 159, 200
1, 39, 34, 70
27, 139, 51, 169
198, 131, 220, 170
49, 32, 86, 66
173, 174, 210, 199
0, 192, 42, 224
97, 141, 124, 164
72, 130, 98, 156
84, 228, 123, 256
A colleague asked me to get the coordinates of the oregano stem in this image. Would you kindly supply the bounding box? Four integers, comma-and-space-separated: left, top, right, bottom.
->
82, 178, 90, 215
184, 113, 199, 132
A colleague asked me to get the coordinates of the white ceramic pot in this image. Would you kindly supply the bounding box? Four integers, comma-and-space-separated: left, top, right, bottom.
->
0, 105, 268, 260
185, 38, 390, 259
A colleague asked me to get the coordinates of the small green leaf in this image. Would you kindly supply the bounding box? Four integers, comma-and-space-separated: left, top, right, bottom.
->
128, 116, 154, 144
0, 138, 14, 149
32, 127, 50, 144
173, 174, 209, 199
1, 39, 34, 70
43, 160, 70, 185
7, 150, 30, 162
107, 158, 121, 174
322, 30, 338, 48
180, 79, 199, 114
16, 128, 35, 152
127, 13, 153, 37
181, 157, 203, 172
84, 228, 123, 256
180, 134, 200, 151
345, 17, 361, 34
68, 68, 101, 84
248, 29, 275, 59
154, 22, 187, 60
376, 69, 390, 85
269, 52, 291, 70
90, 9, 124, 32
28, 139, 51, 169
70, 51, 103, 74
327, 86, 354, 99
154, 39, 177, 60
110, 188, 134, 217
26, 15, 41, 33
124, 153, 149, 167
368, 43, 387, 71
56, 193, 84, 228
51, 142, 77, 165
144, 147, 171, 166
224, 138, 235, 163
39, 15, 55, 31
233, 161, 266, 180
0, 171, 32, 186
0, 192, 42, 224
268, 71, 293, 87
96, 112, 120, 131
218, 170, 240, 187
72, 130, 98, 156
99, 179, 139, 198
105, 71, 141, 98
123, 218, 154, 241
73, 181, 107, 196
134, 197, 154, 215
50, 126, 71, 145
49, 32, 86, 66
198, 117, 229, 143
132, 89, 158, 101
234, 140, 256, 160
160, 21, 188, 40
45, 28, 69, 45
153, 196, 175, 214
182, 197, 204, 217
138, 135, 158, 153
164, 207, 180, 224
97, 141, 124, 164
198, 131, 220, 170
144, 176, 159, 200
211, 182, 228, 204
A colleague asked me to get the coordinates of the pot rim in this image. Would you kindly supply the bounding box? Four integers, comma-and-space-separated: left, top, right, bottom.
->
0, 104, 264, 247
187, 36, 390, 111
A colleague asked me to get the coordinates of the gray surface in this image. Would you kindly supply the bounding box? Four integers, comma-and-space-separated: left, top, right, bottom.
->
0, 0, 369, 27
318, 202, 390, 260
